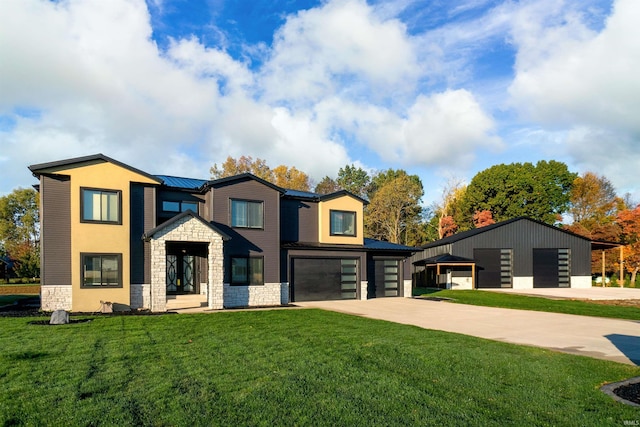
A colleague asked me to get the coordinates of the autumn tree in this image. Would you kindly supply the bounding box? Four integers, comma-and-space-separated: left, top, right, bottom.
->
314, 176, 340, 194
569, 172, 620, 227
272, 165, 311, 191
439, 216, 458, 238
210, 156, 272, 181
0, 188, 40, 278
473, 210, 495, 228
365, 170, 423, 245
434, 178, 466, 238
617, 206, 640, 285
210, 156, 311, 191
336, 165, 371, 199
462, 161, 576, 226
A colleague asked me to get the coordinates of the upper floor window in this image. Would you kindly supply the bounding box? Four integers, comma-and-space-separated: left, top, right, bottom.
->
231, 199, 263, 229
162, 200, 198, 213
330, 210, 356, 236
81, 188, 121, 224
81, 253, 122, 288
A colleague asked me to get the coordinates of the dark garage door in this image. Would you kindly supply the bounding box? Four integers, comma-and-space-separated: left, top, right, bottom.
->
533, 249, 570, 288
474, 249, 501, 288
474, 249, 512, 288
291, 258, 358, 302
368, 259, 400, 298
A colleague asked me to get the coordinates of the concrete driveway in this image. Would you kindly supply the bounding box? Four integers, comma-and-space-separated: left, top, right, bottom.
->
485, 287, 640, 300
296, 298, 640, 365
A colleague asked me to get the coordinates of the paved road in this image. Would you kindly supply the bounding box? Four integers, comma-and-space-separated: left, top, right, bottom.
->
296, 298, 640, 365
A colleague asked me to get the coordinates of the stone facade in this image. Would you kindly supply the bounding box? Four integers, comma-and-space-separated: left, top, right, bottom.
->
130, 284, 151, 309
223, 282, 286, 308
148, 215, 225, 312
40, 285, 72, 311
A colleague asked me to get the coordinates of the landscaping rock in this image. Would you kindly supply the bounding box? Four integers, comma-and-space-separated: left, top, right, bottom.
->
49, 309, 69, 325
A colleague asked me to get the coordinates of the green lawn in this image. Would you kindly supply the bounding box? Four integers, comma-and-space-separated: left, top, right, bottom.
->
1, 309, 638, 426
414, 288, 640, 321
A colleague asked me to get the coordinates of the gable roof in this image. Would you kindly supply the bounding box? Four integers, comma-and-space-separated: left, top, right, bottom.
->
29, 153, 163, 184
142, 210, 231, 241
420, 216, 592, 249
207, 173, 286, 193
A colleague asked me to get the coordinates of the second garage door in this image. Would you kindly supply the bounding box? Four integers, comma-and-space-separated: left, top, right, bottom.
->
291, 258, 358, 302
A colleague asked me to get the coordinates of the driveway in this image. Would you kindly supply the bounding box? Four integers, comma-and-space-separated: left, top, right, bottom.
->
296, 298, 640, 365
485, 287, 640, 300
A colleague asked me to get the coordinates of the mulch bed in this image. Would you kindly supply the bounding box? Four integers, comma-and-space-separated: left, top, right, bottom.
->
614, 382, 640, 405
0, 285, 40, 295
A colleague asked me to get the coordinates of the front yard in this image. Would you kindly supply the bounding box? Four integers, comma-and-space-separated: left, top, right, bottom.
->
1, 309, 639, 426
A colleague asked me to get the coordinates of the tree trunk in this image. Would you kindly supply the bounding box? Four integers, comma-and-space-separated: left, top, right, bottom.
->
631, 267, 639, 288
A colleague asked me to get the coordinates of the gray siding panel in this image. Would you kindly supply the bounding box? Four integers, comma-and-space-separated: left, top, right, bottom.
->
211, 180, 281, 283
41, 175, 71, 286
143, 186, 155, 284
281, 199, 318, 242
130, 184, 156, 284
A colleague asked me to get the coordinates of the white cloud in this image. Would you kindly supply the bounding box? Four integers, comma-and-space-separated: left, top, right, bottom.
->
260, 0, 419, 104
401, 89, 502, 166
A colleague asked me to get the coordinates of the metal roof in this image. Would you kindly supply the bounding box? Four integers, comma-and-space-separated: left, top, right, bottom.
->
363, 238, 417, 252
155, 175, 208, 190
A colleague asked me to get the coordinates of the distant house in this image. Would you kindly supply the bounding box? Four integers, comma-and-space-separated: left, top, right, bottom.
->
29, 154, 416, 312
411, 217, 598, 290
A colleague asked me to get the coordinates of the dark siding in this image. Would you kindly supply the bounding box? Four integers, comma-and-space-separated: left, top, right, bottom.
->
143, 186, 155, 284
212, 180, 281, 283
41, 175, 71, 286
130, 184, 156, 284
449, 220, 590, 277
410, 244, 452, 265
280, 199, 319, 243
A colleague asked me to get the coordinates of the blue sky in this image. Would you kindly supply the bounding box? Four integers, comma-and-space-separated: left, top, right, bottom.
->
1, 0, 639, 209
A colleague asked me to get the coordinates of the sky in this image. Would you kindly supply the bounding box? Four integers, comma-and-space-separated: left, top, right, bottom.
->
1, 0, 639, 208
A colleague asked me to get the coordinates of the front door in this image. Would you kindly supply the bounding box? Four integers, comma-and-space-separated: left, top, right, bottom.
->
166, 254, 196, 294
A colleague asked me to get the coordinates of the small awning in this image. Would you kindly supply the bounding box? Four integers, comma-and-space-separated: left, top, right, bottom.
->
413, 253, 475, 266
591, 240, 623, 251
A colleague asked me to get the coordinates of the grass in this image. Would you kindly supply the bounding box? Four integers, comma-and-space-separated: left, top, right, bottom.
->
414, 288, 640, 321
1, 309, 639, 426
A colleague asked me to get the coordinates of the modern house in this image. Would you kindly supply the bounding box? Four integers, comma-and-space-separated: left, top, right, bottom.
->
29, 154, 416, 312
411, 217, 597, 290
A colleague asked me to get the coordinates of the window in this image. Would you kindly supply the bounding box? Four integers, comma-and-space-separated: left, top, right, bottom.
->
231, 200, 263, 229
81, 253, 122, 287
231, 257, 264, 286
81, 188, 121, 223
330, 210, 356, 236
162, 200, 198, 213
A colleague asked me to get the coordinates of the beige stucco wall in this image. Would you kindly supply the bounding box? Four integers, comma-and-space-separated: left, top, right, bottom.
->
54, 161, 158, 312
318, 196, 364, 245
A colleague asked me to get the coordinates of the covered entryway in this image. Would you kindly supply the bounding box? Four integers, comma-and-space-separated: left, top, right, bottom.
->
166, 242, 208, 294
290, 258, 359, 302
143, 211, 230, 312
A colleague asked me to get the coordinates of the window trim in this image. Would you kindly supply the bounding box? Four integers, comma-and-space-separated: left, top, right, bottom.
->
330, 210, 357, 237
81, 253, 123, 288
230, 199, 264, 229
80, 187, 122, 225
230, 256, 264, 286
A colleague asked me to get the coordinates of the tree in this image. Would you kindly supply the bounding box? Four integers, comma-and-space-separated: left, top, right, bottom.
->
272, 165, 311, 191
210, 156, 311, 191
617, 206, 640, 285
365, 170, 423, 245
435, 178, 466, 238
314, 176, 340, 194
439, 216, 458, 238
210, 156, 272, 181
336, 165, 371, 199
569, 172, 621, 229
0, 188, 40, 278
473, 210, 495, 228
462, 161, 576, 226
